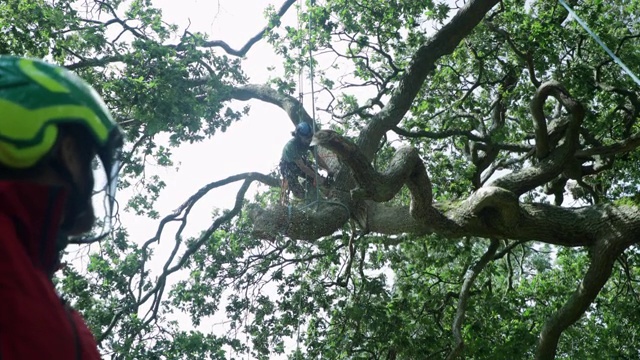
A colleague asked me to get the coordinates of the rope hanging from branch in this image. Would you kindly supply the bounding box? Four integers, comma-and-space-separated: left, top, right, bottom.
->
292, 0, 322, 208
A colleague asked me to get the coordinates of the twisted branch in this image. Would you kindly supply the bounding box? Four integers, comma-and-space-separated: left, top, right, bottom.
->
491, 80, 585, 195
312, 130, 434, 220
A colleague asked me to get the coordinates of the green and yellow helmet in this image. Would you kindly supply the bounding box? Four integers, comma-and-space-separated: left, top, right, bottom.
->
0, 56, 122, 169
0, 55, 124, 236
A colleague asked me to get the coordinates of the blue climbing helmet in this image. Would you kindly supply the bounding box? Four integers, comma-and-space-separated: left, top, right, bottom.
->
295, 122, 313, 137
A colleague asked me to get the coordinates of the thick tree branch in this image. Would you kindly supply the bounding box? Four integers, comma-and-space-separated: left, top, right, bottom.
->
312, 130, 433, 220
249, 201, 351, 241
576, 133, 640, 158
357, 0, 501, 159
363, 200, 640, 248
491, 81, 585, 195
535, 237, 628, 359
226, 84, 314, 126
251, 131, 640, 250
531, 82, 576, 159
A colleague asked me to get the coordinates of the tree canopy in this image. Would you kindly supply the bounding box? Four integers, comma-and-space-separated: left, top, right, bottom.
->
3, 0, 640, 358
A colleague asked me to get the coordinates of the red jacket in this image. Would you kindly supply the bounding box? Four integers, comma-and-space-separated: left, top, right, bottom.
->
0, 182, 102, 359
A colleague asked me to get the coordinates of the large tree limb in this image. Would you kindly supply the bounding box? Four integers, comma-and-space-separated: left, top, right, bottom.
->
312, 130, 434, 222
576, 133, 640, 158
249, 202, 351, 241
225, 84, 314, 126
251, 130, 640, 249
363, 200, 640, 247
490, 81, 585, 195
357, 0, 501, 159
535, 236, 629, 359
531, 81, 581, 159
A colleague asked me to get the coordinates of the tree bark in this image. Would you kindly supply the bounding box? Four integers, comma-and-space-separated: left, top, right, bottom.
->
535, 237, 628, 359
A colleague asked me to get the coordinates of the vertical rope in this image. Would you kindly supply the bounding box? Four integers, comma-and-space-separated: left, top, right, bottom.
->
297, 0, 304, 109
295, 280, 303, 356
296, 0, 310, 202
307, 0, 321, 208
296, 2, 307, 355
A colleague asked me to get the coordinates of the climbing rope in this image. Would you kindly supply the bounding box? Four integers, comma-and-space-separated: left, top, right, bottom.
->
288, 0, 326, 212
294, 0, 308, 355
290, 0, 351, 218
307, 0, 321, 208
558, 0, 640, 87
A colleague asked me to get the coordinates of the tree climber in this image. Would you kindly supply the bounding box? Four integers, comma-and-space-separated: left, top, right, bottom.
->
279, 122, 331, 201
0, 55, 124, 359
